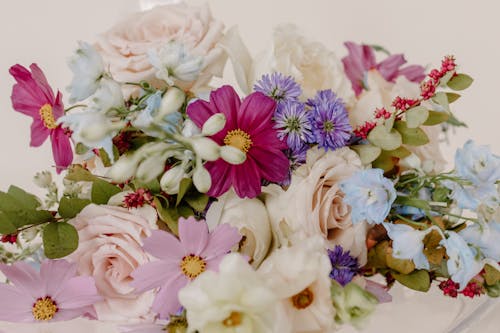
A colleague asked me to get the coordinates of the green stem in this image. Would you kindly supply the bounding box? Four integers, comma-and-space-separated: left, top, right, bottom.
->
64, 104, 87, 112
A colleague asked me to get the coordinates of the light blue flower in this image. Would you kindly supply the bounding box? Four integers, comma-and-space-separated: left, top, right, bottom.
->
132, 92, 183, 138
455, 140, 500, 187
383, 223, 440, 270
460, 220, 500, 261
67, 41, 105, 103
340, 169, 396, 225
440, 231, 484, 290
443, 180, 498, 210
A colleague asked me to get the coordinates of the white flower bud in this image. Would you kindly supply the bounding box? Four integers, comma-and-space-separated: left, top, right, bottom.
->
106, 154, 141, 183
33, 171, 53, 188
400, 153, 422, 170
201, 113, 226, 136
80, 121, 123, 142
193, 165, 212, 193
182, 119, 201, 137
191, 137, 220, 161
158, 87, 185, 118
136, 154, 167, 182
160, 165, 186, 194
220, 145, 246, 165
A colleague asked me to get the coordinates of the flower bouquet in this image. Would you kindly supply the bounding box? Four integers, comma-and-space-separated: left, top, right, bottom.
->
0, 2, 499, 333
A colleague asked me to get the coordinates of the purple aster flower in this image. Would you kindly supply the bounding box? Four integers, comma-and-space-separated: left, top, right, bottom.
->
274, 101, 314, 151
280, 145, 309, 186
327, 245, 359, 286
307, 90, 352, 151
254, 72, 302, 104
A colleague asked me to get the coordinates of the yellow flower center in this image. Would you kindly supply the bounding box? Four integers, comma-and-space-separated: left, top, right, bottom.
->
39, 104, 57, 129
223, 129, 252, 153
180, 254, 206, 279
222, 311, 243, 327
290, 287, 314, 310
32, 297, 58, 321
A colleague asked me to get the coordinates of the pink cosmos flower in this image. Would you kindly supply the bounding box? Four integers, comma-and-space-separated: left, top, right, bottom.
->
10, 63, 73, 173
0, 259, 102, 322
187, 85, 289, 198
130, 217, 241, 319
342, 42, 426, 96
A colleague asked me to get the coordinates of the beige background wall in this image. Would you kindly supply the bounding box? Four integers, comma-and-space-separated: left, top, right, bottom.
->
1, 0, 499, 191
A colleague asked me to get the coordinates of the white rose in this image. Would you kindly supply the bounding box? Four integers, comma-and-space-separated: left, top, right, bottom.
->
265, 147, 369, 265
206, 189, 272, 267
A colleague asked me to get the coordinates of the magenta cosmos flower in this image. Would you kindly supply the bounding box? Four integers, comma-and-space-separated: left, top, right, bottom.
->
187, 85, 289, 198
130, 217, 241, 319
10, 63, 73, 173
0, 259, 101, 322
341, 42, 426, 96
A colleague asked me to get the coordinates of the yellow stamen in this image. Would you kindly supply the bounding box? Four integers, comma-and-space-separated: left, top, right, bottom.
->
223, 129, 252, 153
32, 297, 58, 321
290, 287, 314, 310
222, 311, 243, 327
39, 104, 57, 129
180, 254, 206, 279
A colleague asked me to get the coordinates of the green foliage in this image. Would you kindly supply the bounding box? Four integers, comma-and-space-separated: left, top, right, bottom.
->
91, 179, 121, 205
58, 197, 91, 219
446, 92, 461, 103
394, 121, 429, 146
65, 165, 98, 182
431, 92, 450, 113
43, 222, 79, 259
423, 111, 450, 126
368, 126, 402, 151
447, 74, 473, 91
350, 145, 382, 165
392, 270, 431, 292
484, 264, 500, 286
406, 106, 429, 128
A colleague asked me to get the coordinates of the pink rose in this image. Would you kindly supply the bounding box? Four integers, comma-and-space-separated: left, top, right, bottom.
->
95, 3, 227, 97
68, 204, 157, 322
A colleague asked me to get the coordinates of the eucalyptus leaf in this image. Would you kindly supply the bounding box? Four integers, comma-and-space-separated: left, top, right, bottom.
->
447, 73, 473, 91
484, 264, 500, 286
446, 92, 461, 103
385, 146, 411, 159
154, 197, 179, 235
431, 92, 450, 112
395, 196, 431, 211
386, 249, 415, 274
423, 111, 450, 126
406, 106, 429, 128
367, 126, 402, 151
185, 193, 209, 212
447, 113, 468, 127
392, 270, 431, 292
43, 222, 79, 259
394, 121, 429, 146
384, 113, 396, 131
351, 145, 382, 164
91, 179, 121, 205
176, 178, 193, 207
58, 197, 91, 219
439, 71, 455, 86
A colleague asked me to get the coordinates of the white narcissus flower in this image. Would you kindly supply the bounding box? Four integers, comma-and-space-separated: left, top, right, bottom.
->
206, 189, 273, 267
179, 253, 290, 333
258, 236, 336, 333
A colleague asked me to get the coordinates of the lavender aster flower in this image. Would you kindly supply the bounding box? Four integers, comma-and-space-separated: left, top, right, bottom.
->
327, 245, 359, 286
274, 101, 314, 151
254, 72, 302, 104
307, 90, 352, 151
280, 145, 309, 186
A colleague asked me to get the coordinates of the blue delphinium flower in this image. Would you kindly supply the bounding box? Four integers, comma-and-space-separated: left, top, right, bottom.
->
273, 101, 314, 151
307, 90, 352, 151
327, 245, 359, 286
254, 72, 302, 104
340, 169, 397, 225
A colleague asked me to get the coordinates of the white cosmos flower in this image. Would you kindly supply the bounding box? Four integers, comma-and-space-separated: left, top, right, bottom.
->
179, 253, 290, 333
258, 236, 336, 333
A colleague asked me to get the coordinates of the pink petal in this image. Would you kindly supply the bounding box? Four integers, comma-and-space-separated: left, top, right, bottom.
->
0, 262, 40, 299
205, 256, 225, 272
342, 42, 376, 96
251, 127, 288, 150
238, 92, 276, 135
40, 260, 77, 297
50, 127, 73, 174
178, 217, 209, 255
152, 274, 187, 319
130, 260, 180, 293
231, 158, 261, 198
52, 91, 65, 119
30, 120, 50, 147
250, 147, 289, 183
142, 230, 184, 261
376, 54, 406, 82
9, 64, 50, 116
206, 159, 233, 197
54, 307, 96, 321
29, 63, 56, 103
208, 85, 240, 129
53, 276, 102, 309
398, 64, 426, 83
202, 224, 241, 260
0, 284, 34, 322
364, 279, 392, 303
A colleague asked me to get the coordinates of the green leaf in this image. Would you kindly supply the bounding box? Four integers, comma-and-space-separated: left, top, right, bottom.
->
484, 264, 500, 286
0, 211, 17, 234
423, 111, 450, 126
485, 281, 500, 297
431, 92, 450, 112
0, 191, 54, 229
91, 179, 121, 204
7, 186, 40, 210
394, 121, 429, 146
65, 165, 98, 182
350, 145, 382, 164
385, 146, 411, 159
395, 196, 432, 211
99, 148, 112, 167
367, 241, 389, 269
406, 106, 429, 128
446, 92, 461, 103
392, 270, 431, 292
185, 193, 209, 212
446, 113, 468, 127
384, 113, 396, 131
176, 178, 193, 207
447, 73, 473, 91
439, 71, 455, 86
372, 154, 397, 173
178, 205, 194, 218
367, 126, 402, 151
58, 197, 91, 219
75, 143, 89, 155
132, 178, 161, 194
154, 197, 179, 235
43, 222, 79, 259
387, 249, 415, 274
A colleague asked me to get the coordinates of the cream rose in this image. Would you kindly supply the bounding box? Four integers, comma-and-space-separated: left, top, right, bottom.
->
265, 147, 369, 265
68, 204, 157, 322
95, 3, 227, 97
350, 70, 447, 173
206, 189, 272, 268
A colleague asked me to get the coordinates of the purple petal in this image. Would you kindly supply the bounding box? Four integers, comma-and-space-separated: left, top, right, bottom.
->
9, 64, 49, 116
250, 147, 289, 183
142, 230, 184, 262
364, 279, 392, 303
30, 120, 50, 147
0, 284, 34, 322
0, 262, 40, 298
53, 276, 102, 309
202, 224, 241, 260
39, 260, 77, 297
29, 63, 55, 103
231, 157, 262, 198
376, 54, 406, 82
238, 92, 276, 135
178, 217, 209, 255
208, 85, 240, 129
398, 64, 426, 83
51, 127, 73, 174
206, 159, 233, 198
152, 274, 187, 319
130, 260, 180, 293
